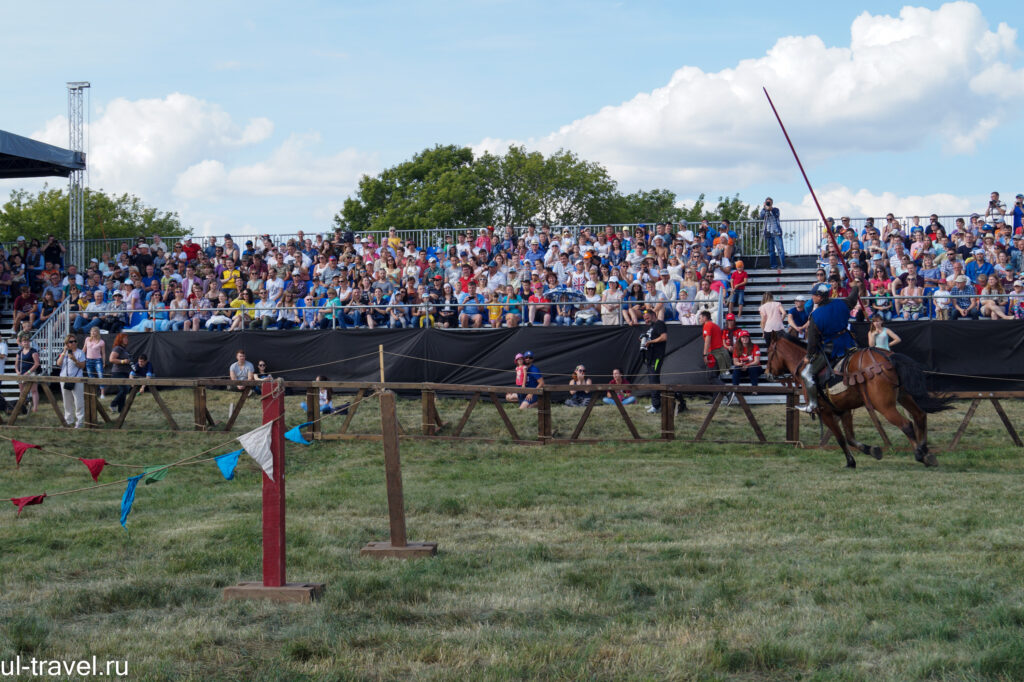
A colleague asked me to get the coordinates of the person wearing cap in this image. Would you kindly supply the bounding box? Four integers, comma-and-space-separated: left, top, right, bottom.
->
730, 330, 762, 391
796, 279, 864, 413
785, 294, 811, 339
1009, 279, 1024, 319
722, 313, 740, 353
573, 282, 601, 325
760, 198, 785, 269
518, 350, 544, 410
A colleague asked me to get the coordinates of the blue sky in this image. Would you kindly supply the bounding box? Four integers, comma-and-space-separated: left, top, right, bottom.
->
2, 1, 1023, 234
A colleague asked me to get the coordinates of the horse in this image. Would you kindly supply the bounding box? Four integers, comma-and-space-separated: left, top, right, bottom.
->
765, 334, 950, 468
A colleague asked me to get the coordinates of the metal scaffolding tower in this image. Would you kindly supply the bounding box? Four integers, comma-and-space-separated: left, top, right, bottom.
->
67, 81, 90, 269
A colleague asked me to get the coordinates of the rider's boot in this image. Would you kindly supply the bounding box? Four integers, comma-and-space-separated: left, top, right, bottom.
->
796, 363, 818, 413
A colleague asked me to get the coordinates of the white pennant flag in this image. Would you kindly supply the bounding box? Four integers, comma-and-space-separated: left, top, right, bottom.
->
237, 421, 275, 481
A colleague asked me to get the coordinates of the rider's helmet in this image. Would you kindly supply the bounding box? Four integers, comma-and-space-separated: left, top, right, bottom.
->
522, 350, 534, 359
809, 282, 831, 299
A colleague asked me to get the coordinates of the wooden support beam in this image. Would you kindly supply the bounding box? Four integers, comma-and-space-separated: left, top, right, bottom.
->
223, 388, 249, 432
568, 391, 597, 441
610, 391, 641, 440
193, 387, 208, 431
452, 392, 479, 438
40, 384, 67, 428
115, 386, 140, 429
733, 393, 766, 443
421, 389, 436, 436
537, 391, 552, 443
148, 387, 179, 431
7, 385, 28, 426
338, 388, 365, 435
95, 398, 112, 425
949, 397, 981, 451
695, 393, 723, 441
990, 398, 1023, 447
489, 393, 520, 441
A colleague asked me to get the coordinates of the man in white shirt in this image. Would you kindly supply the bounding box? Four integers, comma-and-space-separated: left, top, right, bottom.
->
58, 335, 87, 428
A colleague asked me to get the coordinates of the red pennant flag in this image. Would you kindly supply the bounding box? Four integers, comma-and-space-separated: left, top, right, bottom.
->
11, 440, 40, 466
79, 458, 107, 483
10, 494, 46, 516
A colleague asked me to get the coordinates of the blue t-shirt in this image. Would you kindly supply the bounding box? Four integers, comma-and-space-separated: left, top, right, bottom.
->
524, 365, 542, 388
458, 292, 484, 315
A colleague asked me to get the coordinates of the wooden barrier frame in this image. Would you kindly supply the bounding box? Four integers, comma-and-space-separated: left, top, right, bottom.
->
1, 375, 1019, 451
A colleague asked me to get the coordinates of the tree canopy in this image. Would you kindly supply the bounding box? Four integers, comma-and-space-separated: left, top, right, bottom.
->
335, 145, 755, 230
0, 186, 188, 243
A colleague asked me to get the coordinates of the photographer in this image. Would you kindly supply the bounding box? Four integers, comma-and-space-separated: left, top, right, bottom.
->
640, 307, 668, 414
57, 334, 87, 429
1013, 193, 1023, 233
760, 197, 785, 270
985, 191, 1006, 225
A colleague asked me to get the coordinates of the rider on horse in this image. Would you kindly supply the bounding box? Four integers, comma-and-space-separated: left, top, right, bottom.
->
797, 279, 864, 413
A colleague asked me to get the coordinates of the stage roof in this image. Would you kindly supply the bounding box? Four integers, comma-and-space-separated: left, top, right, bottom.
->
0, 129, 86, 179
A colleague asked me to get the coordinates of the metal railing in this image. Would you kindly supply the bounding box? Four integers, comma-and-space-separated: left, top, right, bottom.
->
30, 297, 72, 372
76, 294, 726, 331
2, 212, 991, 271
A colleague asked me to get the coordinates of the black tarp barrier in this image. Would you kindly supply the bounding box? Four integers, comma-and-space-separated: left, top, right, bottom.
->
127, 326, 708, 389
125, 321, 1024, 392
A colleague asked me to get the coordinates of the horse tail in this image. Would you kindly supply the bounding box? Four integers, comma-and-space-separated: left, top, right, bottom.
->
890, 352, 953, 413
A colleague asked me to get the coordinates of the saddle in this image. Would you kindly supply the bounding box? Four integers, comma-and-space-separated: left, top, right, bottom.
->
819, 349, 893, 397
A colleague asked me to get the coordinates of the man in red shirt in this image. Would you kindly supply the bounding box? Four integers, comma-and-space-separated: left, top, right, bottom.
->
181, 237, 201, 262
11, 285, 38, 332
699, 310, 731, 378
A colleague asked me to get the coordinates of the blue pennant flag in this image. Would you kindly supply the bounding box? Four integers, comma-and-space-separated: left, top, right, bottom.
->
215, 449, 242, 481
284, 422, 314, 445
120, 475, 143, 529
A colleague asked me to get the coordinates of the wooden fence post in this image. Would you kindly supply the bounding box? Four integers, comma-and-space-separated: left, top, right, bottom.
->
223, 379, 324, 603
362, 390, 437, 559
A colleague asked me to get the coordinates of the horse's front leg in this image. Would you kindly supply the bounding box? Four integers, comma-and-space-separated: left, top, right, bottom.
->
840, 405, 882, 459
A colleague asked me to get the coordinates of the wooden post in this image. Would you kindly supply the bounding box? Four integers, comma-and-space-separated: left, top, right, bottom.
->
83, 381, 98, 429
378, 344, 385, 383
223, 379, 324, 603
785, 392, 800, 443
194, 387, 208, 432
660, 391, 675, 440
361, 390, 437, 559
538, 390, 552, 443
421, 389, 436, 436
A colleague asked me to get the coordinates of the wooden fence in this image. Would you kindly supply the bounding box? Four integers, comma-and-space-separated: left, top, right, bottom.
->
0, 375, 1019, 450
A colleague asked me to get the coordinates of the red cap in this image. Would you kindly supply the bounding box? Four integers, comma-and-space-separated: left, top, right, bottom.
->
725, 313, 735, 321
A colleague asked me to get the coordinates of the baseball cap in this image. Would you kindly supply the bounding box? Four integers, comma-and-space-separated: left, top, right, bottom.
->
725, 313, 735, 321
795, 294, 807, 301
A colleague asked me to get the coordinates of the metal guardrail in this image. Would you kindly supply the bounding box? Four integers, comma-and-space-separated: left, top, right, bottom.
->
29, 297, 71, 372
5, 212, 988, 268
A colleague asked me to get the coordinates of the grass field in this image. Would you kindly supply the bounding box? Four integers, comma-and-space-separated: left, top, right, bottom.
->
1, 390, 1024, 681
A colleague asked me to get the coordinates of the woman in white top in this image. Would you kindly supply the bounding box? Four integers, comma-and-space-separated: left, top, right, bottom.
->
600, 278, 624, 326
693, 279, 719, 319
759, 291, 786, 346
57, 334, 87, 428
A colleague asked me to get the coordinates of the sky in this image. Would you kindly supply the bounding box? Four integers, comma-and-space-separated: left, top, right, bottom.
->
2, 0, 1023, 235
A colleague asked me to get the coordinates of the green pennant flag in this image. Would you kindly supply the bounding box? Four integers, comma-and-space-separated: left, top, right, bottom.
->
143, 466, 170, 485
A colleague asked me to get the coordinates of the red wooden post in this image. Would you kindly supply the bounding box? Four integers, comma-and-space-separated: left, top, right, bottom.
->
223, 379, 324, 603
262, 380, 287, 587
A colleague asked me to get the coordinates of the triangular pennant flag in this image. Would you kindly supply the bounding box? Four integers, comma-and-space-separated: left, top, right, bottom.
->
12, 440, 41, 466
215, 450, 242, 481
10, 494, 46, 516
120, 475, 143, 529
79, 458, 107, 483
237, 421, 275, 481
143, 466, 169, 485
284, 422, 313, 445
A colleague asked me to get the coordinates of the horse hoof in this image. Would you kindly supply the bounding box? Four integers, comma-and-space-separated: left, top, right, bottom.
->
846, 461, 856, 469
871, 446, 883, 460
923, 453, 938, 467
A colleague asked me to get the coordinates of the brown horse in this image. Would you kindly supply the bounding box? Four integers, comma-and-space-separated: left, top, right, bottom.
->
765, 334, 948, 468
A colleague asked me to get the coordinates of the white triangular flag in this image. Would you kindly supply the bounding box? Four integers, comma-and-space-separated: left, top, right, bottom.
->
237, 421, 275, 481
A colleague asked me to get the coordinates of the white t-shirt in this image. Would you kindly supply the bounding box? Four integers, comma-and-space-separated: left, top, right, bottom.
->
60, 349, 86, 378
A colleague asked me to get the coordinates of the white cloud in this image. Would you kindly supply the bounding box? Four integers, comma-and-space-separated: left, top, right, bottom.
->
32, 93, 274, 198
173, 133, 378, 200
775, 186, 978, 220
476, 2, 1024, 192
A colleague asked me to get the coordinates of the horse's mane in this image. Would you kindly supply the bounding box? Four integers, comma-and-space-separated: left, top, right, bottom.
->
775, 333, 807, 349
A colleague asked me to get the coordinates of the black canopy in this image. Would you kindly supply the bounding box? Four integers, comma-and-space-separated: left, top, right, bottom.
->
0, 129, 86, 179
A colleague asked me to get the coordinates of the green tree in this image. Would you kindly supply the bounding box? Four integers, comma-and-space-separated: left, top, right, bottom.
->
335, 145, 489, 232
589, 188, 683, 224
0, 186, 187, 242
534, 149, 617, 226
475, 145, 545, 227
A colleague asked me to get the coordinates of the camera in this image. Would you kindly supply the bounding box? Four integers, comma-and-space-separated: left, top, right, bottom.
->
639, 337, 649, 351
